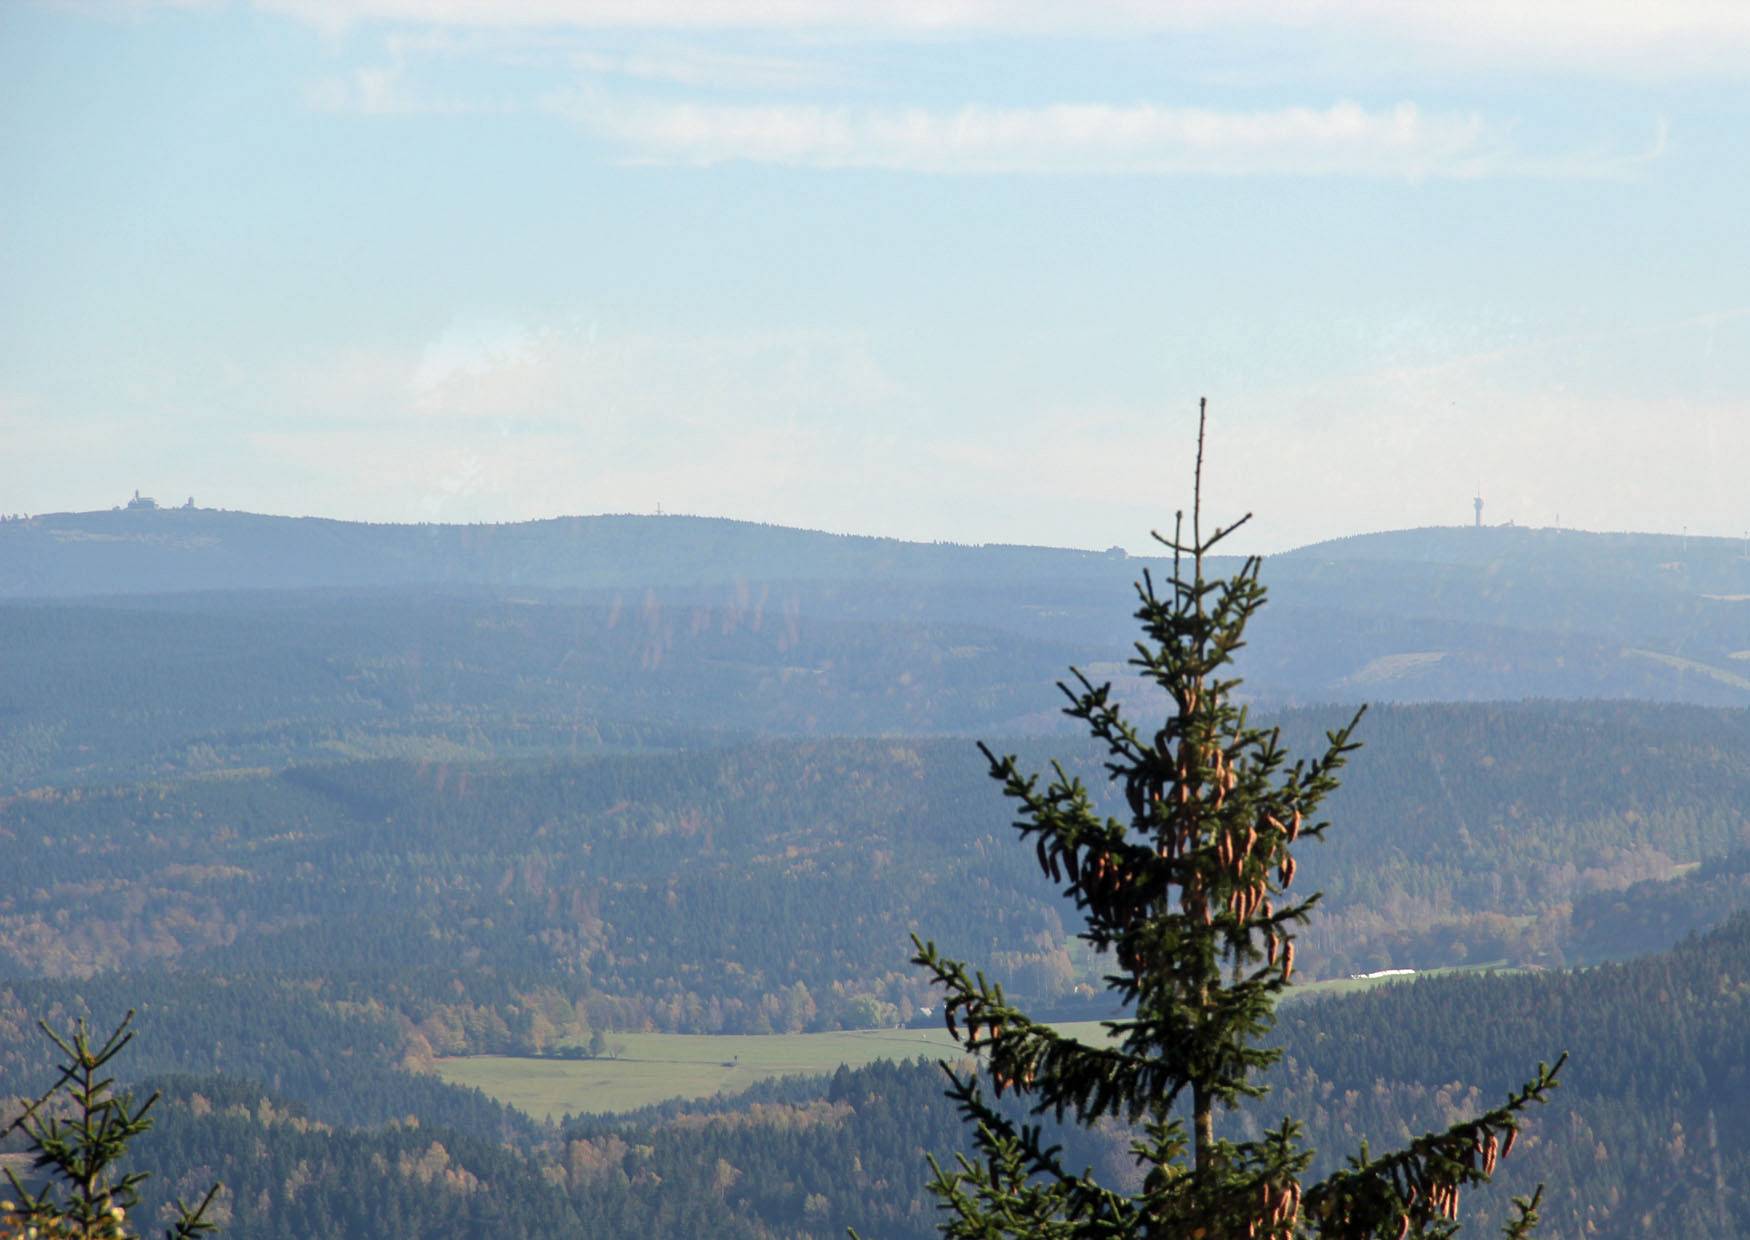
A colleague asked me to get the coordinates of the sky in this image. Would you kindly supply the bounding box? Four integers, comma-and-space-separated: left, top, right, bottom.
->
2, 1, 1747, 554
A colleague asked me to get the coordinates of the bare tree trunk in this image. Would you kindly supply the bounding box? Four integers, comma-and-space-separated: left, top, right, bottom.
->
1194, 1081, 1214, 1171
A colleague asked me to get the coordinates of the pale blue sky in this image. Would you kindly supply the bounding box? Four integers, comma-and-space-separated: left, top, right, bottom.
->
3, 1, 1747, 552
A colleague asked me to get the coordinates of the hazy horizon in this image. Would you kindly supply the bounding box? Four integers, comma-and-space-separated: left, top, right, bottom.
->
14, 490, 1749, 561
5, 1, 1748, 556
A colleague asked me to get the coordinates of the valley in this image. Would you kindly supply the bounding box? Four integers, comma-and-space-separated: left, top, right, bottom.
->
3, 513, 1749, 1237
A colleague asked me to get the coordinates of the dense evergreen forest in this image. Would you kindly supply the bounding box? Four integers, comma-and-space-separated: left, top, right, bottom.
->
3, 704, 1747, 1037
5, 701, 1749, 1237
5, 517, 1750, 1236
10, 916, 1750, 1237
556, 912, 1750, 1237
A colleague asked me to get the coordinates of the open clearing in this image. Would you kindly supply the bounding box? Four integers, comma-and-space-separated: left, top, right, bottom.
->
433, 967, 1506, 1120
433, 1026, 986, 1120
1625, 648, 1750, 693
1340, 651, 1447, 686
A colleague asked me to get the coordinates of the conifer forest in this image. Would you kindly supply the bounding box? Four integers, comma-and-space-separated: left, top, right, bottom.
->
6, 487, 1750, 1237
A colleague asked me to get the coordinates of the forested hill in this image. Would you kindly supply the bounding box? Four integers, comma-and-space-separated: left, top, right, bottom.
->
6, 508, 1747, 604
5, 704, 1748, 1032
1264, 523, 1750, 665
5, 508, 1747, 708
12, 915, 1750, 1238
0, 508, 1149, 598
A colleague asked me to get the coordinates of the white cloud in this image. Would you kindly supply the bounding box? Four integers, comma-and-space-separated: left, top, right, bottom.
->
302, 33, 511, 113
412, 319, 540, 400
554, 95, 1631, 179
252, 1, 1750, 74
305, 62, 423, 113
568, 46, 841, 92
300, 26, 840, 116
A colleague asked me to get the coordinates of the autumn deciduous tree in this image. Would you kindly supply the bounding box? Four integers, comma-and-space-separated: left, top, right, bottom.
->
904, 402, 1563, 1238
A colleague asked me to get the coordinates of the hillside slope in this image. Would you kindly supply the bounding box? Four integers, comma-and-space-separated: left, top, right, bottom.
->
5, 510, 1745, 709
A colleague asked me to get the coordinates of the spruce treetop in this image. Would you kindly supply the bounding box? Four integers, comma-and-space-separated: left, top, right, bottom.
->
894, 401, 1562, 1240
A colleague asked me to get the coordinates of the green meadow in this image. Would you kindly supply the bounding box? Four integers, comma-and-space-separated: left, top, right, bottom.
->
432, 1026, 988, 1120
434, 970, 1495, 1120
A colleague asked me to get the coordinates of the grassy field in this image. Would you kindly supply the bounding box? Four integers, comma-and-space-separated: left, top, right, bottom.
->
1279, 963, 1516, 1001
433, 1026, 982, 1120
434, 966, 1516, 1120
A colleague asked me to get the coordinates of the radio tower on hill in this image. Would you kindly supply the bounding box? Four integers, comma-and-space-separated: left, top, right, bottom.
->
1473, 487, 1484, 529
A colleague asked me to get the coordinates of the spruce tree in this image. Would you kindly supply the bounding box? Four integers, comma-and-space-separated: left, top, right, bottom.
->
903, 402, 1563, 1239
2, 1012, 217, 1240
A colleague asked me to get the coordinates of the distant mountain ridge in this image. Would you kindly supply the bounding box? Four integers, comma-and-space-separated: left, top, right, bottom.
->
0, 507, 1154, 598
1280, 521, 1750, 587
3, 507, 1747, 710
6, 506, 1746, 600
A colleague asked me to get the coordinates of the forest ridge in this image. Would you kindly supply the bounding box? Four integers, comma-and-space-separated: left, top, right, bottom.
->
3, 509, 1750, 1237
